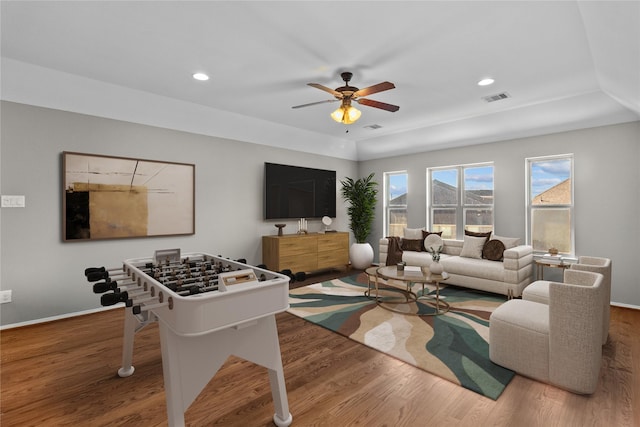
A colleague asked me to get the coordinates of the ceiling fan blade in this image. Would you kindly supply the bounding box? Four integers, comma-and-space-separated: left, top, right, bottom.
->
353, 81, 395, 98
292, 99, 340, 109
308, 83, 343, 98
356, 98, 400, 112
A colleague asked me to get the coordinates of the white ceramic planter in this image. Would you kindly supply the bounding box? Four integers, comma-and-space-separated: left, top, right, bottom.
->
349, 242, 374, 269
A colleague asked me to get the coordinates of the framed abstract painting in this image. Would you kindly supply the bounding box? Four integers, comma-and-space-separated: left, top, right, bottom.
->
63, 152, 195, 241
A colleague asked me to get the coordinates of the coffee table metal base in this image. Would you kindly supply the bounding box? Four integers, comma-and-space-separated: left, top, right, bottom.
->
374, 266, 450, 316
417, 293, 450, 315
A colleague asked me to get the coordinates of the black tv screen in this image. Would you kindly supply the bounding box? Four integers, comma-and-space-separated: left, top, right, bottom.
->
264, 163, 336, 220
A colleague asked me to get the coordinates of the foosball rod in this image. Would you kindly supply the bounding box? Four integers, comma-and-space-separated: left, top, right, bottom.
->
138, 263, 217, 277
132, 301, 169, 315
138, 257, 210, 270
86, 269, 129, 282
159, 282, 220, 296
149, 275, 219, 288
100, 291, 130, 307
128, 295, 159, 305
139, 257, 244, 273
84, 266, 123, 276
92, 279, 140, 294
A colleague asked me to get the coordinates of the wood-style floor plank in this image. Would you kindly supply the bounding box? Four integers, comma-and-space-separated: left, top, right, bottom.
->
1, 271, 638, 426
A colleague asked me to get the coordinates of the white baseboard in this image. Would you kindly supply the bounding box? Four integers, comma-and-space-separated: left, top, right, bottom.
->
610, 302, 640, 310
0, 304, 123, 330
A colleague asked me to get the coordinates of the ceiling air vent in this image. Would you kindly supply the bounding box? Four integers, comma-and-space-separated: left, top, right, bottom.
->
364, 124, 383, 130
482, 92, 511, 103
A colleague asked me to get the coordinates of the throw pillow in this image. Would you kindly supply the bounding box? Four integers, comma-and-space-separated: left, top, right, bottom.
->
421, 230, 443, 239
483, 239, 506, 261
423, 234, 444, 253
421, 230, 443, 250
465, 230, 492, 258
464, 230, 492, 239
460, 235, 487, 259
492, 234, 521, 249
400, 239, 424, 252
403, 227, 424, 239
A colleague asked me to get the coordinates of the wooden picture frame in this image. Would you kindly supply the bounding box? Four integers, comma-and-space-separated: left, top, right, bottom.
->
63, 151, 195, 241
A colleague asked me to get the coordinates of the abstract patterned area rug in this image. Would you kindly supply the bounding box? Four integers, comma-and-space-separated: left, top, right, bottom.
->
287, 273, 514, 400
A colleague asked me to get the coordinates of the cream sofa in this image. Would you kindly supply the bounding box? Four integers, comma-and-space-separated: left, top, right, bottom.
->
379, 233, 533, 298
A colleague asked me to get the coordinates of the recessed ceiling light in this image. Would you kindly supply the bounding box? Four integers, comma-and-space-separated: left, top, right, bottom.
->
478, 78, 495, 86
192, 73, 209, 81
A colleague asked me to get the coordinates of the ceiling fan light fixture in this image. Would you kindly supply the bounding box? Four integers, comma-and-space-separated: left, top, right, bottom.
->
331, 105, 361, 124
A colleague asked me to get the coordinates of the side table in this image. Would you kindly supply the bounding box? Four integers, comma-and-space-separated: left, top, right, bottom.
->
535, 259, 569, 280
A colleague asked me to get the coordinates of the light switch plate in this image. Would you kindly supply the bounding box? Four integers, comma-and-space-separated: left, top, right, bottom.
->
1, 195, 26, 208
0, 290, 12, 304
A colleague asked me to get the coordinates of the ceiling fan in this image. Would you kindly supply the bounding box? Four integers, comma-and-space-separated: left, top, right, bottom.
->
292, 72, 399, 124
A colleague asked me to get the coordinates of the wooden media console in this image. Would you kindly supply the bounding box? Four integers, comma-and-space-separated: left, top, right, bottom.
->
262, 232, 349, 273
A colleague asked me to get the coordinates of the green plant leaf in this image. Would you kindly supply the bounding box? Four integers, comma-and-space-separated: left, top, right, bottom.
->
340, 173, 378, 243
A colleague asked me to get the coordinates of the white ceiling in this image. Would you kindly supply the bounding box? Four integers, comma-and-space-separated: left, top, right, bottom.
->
1, 1, 639, 161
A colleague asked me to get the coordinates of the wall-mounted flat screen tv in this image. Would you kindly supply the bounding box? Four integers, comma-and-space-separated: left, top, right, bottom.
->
264, 162, 336, 220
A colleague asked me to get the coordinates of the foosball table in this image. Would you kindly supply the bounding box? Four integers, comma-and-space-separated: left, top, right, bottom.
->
85, 249, 293, 427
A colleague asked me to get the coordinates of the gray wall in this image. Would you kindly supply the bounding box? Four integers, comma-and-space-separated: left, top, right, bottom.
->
360, 121, 640, 307
2, 101, 638, 325
0, 102, 357, 325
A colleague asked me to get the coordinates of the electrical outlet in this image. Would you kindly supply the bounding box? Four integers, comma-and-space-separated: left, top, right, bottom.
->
0, 290, 12, 304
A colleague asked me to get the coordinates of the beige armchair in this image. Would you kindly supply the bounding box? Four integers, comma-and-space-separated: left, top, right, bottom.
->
523, 256, 611, 345
490, 270, 604, 394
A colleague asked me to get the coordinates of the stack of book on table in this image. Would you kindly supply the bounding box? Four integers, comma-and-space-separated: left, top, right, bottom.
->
543, 254, 565, 264
404, 266, 424, 276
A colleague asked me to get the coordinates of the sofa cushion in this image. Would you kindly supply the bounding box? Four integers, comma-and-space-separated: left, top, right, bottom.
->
442, 256, 506, 282
460, 235, 487, 259
492, 235, 521, 249
483, 239, 506, 261
402, 251, 453, 267
442, 239, 463, 256
401, 239, 423, 252
522, 280, 552, 304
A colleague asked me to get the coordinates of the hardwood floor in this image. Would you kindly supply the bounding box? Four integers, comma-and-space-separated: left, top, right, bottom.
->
1, 270, 638, 426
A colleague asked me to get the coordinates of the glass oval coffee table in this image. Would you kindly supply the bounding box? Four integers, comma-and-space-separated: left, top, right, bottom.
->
375, 265, 450, 316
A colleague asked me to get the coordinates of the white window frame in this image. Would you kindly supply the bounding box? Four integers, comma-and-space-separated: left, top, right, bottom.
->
383, 170, 408, 237
525, 154, 575, 256
427, 162, 494, 239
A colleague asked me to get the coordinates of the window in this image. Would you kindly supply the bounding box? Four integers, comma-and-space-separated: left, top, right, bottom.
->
384, 171, 407, 237
428, 163, 494, 239
526, 154, 573, 255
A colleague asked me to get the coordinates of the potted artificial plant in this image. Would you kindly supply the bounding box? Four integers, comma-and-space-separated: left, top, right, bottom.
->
340, 173, 378, 269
